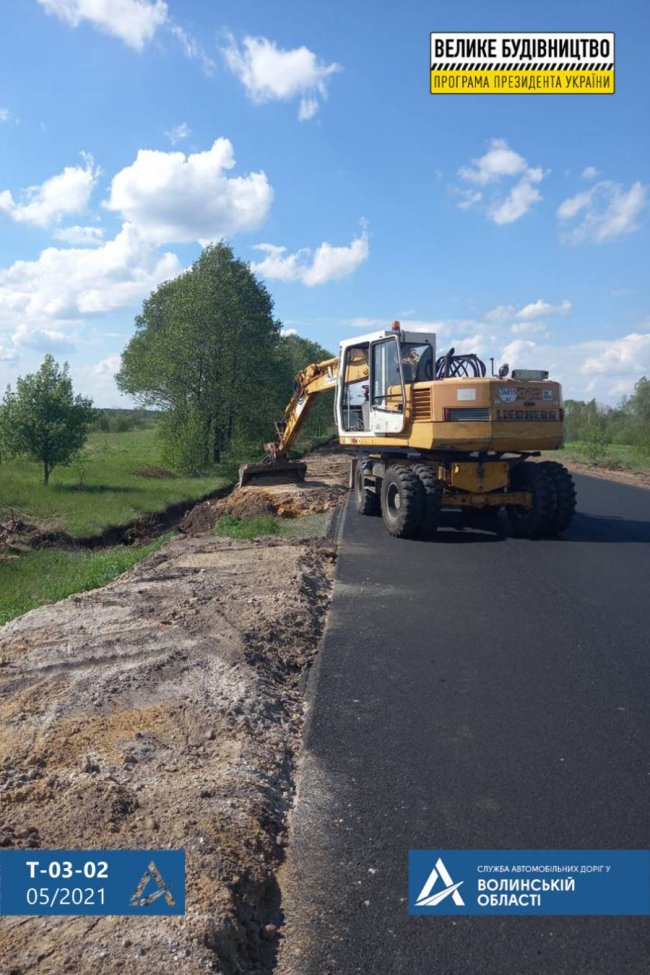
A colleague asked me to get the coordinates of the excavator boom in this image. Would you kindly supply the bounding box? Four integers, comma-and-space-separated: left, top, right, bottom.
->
238, 355, 341, 487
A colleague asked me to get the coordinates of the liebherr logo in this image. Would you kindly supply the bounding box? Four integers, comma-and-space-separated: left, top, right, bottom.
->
415, 857, 465, 908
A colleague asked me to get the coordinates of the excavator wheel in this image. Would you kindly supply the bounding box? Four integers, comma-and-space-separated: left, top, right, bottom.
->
354, 463, 380, 516
412, 464, 442, 539
380, 466, 424, 539
539, 461, 577, 536
506, 462, 555, 539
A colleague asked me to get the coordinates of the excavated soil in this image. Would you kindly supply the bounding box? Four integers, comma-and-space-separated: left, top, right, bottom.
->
180, 450, 350, 536
0, 449, 350, 975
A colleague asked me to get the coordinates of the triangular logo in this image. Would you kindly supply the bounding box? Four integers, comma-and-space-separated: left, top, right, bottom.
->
130, 860, 176, 908
415, 857, 465, 907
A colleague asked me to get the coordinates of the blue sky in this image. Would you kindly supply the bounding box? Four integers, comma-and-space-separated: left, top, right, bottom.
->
0, 0, 648, 406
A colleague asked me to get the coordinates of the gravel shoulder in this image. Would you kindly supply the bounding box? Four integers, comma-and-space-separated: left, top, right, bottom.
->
0, 451, 348, 975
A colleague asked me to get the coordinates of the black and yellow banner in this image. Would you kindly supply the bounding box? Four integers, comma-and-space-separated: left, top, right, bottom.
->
430, 32, 615, 95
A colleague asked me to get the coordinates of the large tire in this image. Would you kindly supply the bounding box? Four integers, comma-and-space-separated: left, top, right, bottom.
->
506, 462, 555, 539
354, 462, 380, 516
539, 461, 576, 535
412, 464, 442, 538
380, 466, 424, 538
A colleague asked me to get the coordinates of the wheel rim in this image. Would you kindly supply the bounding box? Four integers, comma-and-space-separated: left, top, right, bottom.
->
386, 482, 401, 516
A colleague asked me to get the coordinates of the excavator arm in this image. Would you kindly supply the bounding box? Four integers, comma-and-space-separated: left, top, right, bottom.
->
238, 354, 344, 486
266, 356, 339, 461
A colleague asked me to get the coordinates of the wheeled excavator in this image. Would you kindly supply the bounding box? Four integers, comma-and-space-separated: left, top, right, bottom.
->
239, 322, 577, 539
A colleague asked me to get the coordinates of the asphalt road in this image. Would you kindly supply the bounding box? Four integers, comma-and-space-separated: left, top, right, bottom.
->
278, 473, 650, 975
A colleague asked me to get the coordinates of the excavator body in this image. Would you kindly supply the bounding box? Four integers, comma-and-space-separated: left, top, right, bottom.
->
239, 322, 576, 539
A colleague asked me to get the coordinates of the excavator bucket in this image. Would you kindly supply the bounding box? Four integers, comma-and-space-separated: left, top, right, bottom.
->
238, 459, 308, 488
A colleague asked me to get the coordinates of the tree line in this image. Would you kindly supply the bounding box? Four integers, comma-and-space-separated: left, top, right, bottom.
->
2, 239, 647, 484
564, 378, 650, 455
0, 243, 333, 484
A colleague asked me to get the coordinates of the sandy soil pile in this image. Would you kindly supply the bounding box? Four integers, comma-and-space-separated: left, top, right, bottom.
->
180, 449, 350, 536
0, 533, 336, 974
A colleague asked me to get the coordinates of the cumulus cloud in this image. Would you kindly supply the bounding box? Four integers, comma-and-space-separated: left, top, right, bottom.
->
105, 139, 273, 244
497, 329, 650, 402
37, 0, 168, 51
0, 108, 11, 123
488, 168, 543, 225
251, 225, 368, 286
581, 166, 598, 180
0, 223, 181, 330
12, 323, 76, 353
517, 299, 571, 319
557, 180, 647, 244
459, 140, 528, 185
0, 344, 18, 361
165, 122, 190, 145
53, 224, 104, 246
222, 34, 341, 120
456, 139, 544, 224
0, 154, 98, 228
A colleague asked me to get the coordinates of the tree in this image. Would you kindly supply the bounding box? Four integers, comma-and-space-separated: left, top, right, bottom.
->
277, 334, 336, 440
117, 243, 284, 473
0, 355, 95, 485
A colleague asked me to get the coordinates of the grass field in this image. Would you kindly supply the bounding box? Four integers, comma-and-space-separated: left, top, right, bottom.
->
0, 428, 236, 537
557, 442, 650, 470
0, 536, 170, 626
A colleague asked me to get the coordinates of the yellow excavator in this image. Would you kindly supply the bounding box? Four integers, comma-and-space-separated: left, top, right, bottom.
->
240, 321, 576, 539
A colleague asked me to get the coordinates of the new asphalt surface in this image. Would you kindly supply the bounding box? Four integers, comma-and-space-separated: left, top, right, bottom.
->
278, 472, 650, 975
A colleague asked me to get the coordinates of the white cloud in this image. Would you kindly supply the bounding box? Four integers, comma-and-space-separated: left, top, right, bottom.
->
457, 140, 544, 224
0, 154, 98, 227
0, 108, 11, 123
165, 122, 190, 145
252, 225, 368, 286
459, 139, 528, 185
517, 299, 571, 319
0, 344, 18, 361
53, 224, 104, 246
105, 139, 273, 244
496, 328, 650, 403
486, 304, 516, 322
581, 166, 598, 180
12, 323, 76, 353
222, 34, 341, 121
500, 338, 537, 366
0, 223, 181, 330
37, 0, 168, 51
456, 189, 482, 210
557, 180, 647, 244
168, 23, 215, 74
488, 168, 543, 225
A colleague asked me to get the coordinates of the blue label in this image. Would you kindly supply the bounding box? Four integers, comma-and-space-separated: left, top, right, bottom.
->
0, 850, 185, 916
409, 850, 650, 916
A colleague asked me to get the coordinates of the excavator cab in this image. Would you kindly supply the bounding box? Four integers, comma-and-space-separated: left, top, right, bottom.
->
336, 328, 437, 438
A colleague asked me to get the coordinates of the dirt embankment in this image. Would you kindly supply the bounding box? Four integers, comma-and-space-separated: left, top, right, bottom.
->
0, 450, 350, 975
560, 457, 650, 490
180, 449, 350, 536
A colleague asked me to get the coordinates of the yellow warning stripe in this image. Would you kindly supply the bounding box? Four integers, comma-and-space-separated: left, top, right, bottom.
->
430, 69, 614, 94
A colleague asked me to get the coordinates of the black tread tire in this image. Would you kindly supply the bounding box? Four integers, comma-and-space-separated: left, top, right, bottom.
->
380, 465, 424, 538
539, 461, 577, 535
506, 462, 555, 539
354, 463, 380, 516
412, 464, 442, 538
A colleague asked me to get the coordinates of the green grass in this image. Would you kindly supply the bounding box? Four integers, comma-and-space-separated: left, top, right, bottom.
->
556, 442, 650, 471
0, 536, 170, 626
214, 511, 332, 540
0, 428, 237, 537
